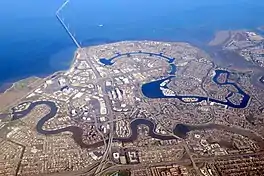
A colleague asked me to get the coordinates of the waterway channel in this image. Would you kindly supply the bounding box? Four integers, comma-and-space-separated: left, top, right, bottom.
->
11, 101, 264, 147
9, 51, 260, 147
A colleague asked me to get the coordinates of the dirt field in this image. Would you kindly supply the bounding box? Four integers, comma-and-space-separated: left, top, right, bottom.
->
0, 77, 43, 112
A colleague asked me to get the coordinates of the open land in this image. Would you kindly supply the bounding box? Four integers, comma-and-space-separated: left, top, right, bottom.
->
0, 77, 43, 112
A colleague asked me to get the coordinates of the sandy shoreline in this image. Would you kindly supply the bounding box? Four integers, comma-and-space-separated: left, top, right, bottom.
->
0, 49, 80, 111
1, 33, 264, 99
0, 48, 80, 95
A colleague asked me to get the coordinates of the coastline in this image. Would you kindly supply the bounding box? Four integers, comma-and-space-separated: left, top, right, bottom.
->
2, 27, 264, 96
0, 48, 80, 95
0, 49, 81, 112
0, 76, 41, 94
0, 83, 13, 94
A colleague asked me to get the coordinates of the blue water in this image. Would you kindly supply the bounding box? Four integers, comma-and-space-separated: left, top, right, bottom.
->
169, 64, 177, 75
141, 70, 250, 109
1, 0, 264, 86
99, 50, 250, 108
100, 51, 175, 65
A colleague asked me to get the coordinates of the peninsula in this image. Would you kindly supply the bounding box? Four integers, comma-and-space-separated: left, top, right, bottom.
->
0, 40, 264, 176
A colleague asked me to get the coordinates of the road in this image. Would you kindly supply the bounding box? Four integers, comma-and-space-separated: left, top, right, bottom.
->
81, 48, 115, 175
56, 0, 81, 48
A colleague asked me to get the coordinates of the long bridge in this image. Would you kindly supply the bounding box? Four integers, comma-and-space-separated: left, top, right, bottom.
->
56, 0, 81, 48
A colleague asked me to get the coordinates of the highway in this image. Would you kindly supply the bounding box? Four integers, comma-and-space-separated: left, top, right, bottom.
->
56, 0, 81, 48
56, 0, 70, 14
81, 48, 115, 175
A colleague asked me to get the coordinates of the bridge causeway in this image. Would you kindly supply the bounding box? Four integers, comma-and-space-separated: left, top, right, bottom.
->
56, 0, 81, 48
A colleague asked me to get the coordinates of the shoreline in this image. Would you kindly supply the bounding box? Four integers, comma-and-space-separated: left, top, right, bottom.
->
0, 48, 80, 95
1, 29, 264, 95
0, 76, 42, 94
0, 49, 80, 112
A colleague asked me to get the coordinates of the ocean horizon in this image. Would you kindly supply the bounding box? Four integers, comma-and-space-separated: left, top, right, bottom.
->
1, 0, 264, 89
